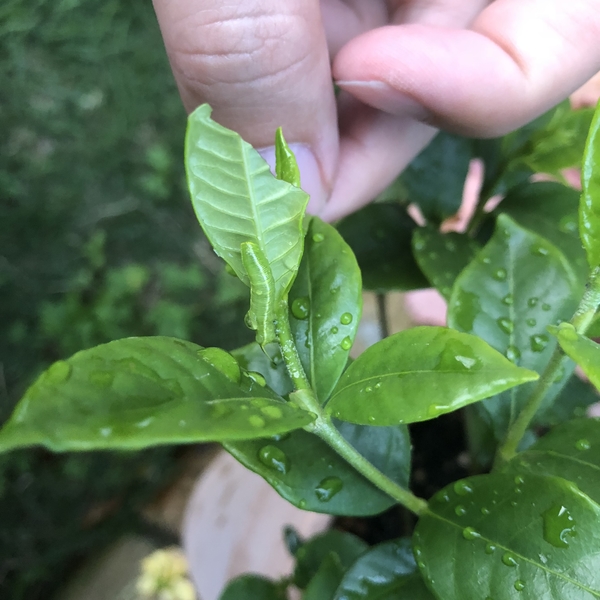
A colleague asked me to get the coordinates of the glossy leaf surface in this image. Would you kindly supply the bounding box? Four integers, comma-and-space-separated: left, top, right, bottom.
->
219, 575, 285, 600
294, 530, 368, 589
303, 553, 345, 600
337, 203, 427, 292
551, 323, 600, 391
333, 538, 435, 600
507, 418, 600, 506
498, 182, 587, 283
185, 104, 308, 297
412, 229, 480, 300
580, 100, 600, 269
290, 217, 362, 402
401, 131, 472, 221
415, 472, 600, 600
326, 326, 537, 426
224, 421, 410, 516
0, 337, 313, 452
275, 127, 300, 187
448, 215, 579, 437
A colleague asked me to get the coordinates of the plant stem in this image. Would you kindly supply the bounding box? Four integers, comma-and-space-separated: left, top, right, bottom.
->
276, 298, 428, 516
496, 267, 600, 467
376, 293, 390, 339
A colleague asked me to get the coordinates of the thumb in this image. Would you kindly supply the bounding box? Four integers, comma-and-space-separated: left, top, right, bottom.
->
152, 0, 338, 212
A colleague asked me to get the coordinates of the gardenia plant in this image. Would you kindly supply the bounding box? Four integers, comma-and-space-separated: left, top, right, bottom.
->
3, 100, 600, 600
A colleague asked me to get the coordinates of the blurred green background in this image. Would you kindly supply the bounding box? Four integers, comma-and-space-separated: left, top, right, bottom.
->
0, 1, 250, 597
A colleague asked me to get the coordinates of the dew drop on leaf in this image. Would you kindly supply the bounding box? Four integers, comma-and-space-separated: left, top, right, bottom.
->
530, 244, 549, 257
364, 386, 373, 393
291, 297, 310, 320
576, 438, 591, 451
455, 505, 467, 516
502, 294, 514, 306
257, 445, 290, 474
542, 303, 551, 312
462, 527, 480, 540
340, 312, 353, 325
315, 476, 344, 502
526, 318, 537, 327
514, 580, 525, 592
485, 543, 496, 555
248, 415, 266, 428
497, 317, 514, 335
454, 480, 474, 496
530, 334, 549, 353
481, 507, 491, 516
492, 268, 507, 281
46, 360, 72, 385
543, 504, 577, 548
501, 552, 518, 567
330, 326, 339, 334
340, 337, 352, 351
527, 297, 539, 308
312, 233, 325, 243
99, 427, 112, 438
506, 346, 521, 362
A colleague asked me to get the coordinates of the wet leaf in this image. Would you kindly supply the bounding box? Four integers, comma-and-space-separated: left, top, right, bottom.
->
303, 552, 345, 600
326, 326, 537, 426
219, 575, 285, 600
337, 203, 428, 292
412, 229, 480, 300
224, 421, 410, 516
290, 217, 362, 402
0, 337, 313, 452
415, 472, 600, 600
448, 215, 580, 438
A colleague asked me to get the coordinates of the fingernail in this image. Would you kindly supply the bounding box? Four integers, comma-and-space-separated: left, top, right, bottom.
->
259, 144, 328, 214
336, 80, 431, 122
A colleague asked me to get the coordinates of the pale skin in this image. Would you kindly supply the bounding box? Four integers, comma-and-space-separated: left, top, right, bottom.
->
152, 0, 600, 221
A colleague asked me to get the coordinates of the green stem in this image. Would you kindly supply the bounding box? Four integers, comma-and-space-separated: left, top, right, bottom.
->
376, 293, 390, 339
496, 267, 600, 467
275, 298, 428, 516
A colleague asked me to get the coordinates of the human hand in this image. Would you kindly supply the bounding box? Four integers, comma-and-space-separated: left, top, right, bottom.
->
152, 0, 600, 221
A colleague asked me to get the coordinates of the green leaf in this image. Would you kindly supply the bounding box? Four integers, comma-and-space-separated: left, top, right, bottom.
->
219, 575, 285, 600
185, 104, 308, 298
303, 553, 345, 600
325, 326, 538, 426
0, 337, 314, 452
290, 217, 362, 402
275, 127, 301, 187
332, 538, 435, 600
414, 472, 600, 600
497, 181, 587, 283
294, 530, 368, 589
542, 374, 599, 426
507, 418, 600, 506
400, 131, 472, 221
580, 100, 600, 269
412, 229, 480, 300
337, 203, 428, 292
231, 342, 293, 398
551, 323, 600, 391
224, 421, 411, 516
448, 214, 580, 437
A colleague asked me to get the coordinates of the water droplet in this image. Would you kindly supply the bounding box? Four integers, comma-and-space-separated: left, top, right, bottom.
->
485, 543, 496, 555
526, 318, 537, 327
291, 297, 310, 320
481, 507, 491, 516
198, 347, 241, 383
462, 527, 480, 540
543, 504, 577, 548
340, 337, 352, 351
482, 257, 492, 265
298, 499, 306, 508
502, 552, 518, 567
247, 371, 266, 387
514, 580, 525, 592
510, 500, 518, 507
315, 476, 344, 502
530, 334, 549, 353
312, 233, 325, 243
99, 427, 112, 438
493, 268, 507, 281
559, 217, 578, 233
46, 361, 72, 385
414, 239, 425, 251
455, 505, 467, 516
542, 303, 551, 312
514, 475, 525, 485
531, 244, 549, 257
249, 415, 266, 428
528, 297, 539, 308
506, 346, 521, 362
576, 438, 591, 451
330, 287, 340, 295
374, 382, 381, 389
258, 445, 290, 474
340, 312, 353, 325
454, 480, 474, 496
502, 294, 514, 306
364, 386, 373, 393
330, 326, 339, 334
89, 370, 114, 388
497, 317, 514, 334
270, 432, 290, 442
136, 417, 153, 428
261, 405, 283, 419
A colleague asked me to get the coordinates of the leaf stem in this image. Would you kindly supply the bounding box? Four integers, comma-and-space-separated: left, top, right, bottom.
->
496, 266, 600, 467
376, 293, 390, 339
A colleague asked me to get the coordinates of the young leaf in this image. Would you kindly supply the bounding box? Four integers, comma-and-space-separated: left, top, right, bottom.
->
412, 229, 480, 300
294, 530, 368, 589
303, 552, 345, 600
337, 203, 428, 292
219, 575, 285, 600
224, 421, 410, 516
414, 472, 600, 600
275, 127, 301, 187
400, 131, 473, 221
448, 214, 580, 437
185, 104, 308, 298
290, 217, 362, 402
332, 538, 435, 600
0, 337, 314, 452
506, 418, 600, 506
551, 323, 600, 391
580, 99, 600, 269
325, 326, 538, 426
497, 181, 588, 283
